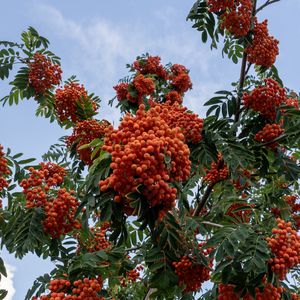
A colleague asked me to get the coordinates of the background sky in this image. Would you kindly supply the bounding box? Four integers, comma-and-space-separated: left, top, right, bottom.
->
0, 0, 299, 298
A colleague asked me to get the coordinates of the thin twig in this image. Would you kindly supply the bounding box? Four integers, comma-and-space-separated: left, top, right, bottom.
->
202, 221, 224, 228
255, 0, 281, 14
144, 288, 157, 300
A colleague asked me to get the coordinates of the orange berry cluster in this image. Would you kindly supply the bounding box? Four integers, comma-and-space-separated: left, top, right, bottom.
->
218, 283, 283, 300
100, 104, 191, 215
20, 162, 66, 208
114, 74, 155, 104
33, 276, 104, 300
285, 98, 299, 109
243, 78, 286, 120
28, 52, 62, 95
204, 154, 229, 185
220, 0, 253, 37
170, 64, 192, 94
114, 59, 192, 106
20, 163, 80, 238
254, 124, 284, 150
207, 0, 235, 13
284, 195, 300, 230
0, 145, 10, 209
121, 265, 143, 287
226, 201, 253, 223
133, 55, 168, 79
173, 255, 210, 293
43, 188, 81, 238
245, 19, 279, 68
54, 82, 97, 123
78, 224, 111, 253
66, 119, 111, 165
0, 145, 10, 192
292, 294, 300, 300
165, 91, 183, 105
150, 101, 204, 144
267, 218, 300, 280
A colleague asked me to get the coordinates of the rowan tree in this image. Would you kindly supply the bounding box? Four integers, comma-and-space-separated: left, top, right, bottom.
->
0, 1, 300, 299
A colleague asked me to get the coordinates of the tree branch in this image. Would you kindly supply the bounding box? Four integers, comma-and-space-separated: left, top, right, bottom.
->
255, 0, 281, 14
193, 184, 214, 217
144, 288, 156, 300
234, 0, 258, 123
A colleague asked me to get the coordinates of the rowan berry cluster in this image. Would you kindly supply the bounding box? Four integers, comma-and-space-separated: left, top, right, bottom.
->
267, 218, 300, 280
20, 162, 66, 208
28, 52, 62, 95
204, 154, 229, 185
226, 201, 252, 223
77, 223, 111, 253
133, 55, 168, 79
114, 74, 155, 104
0, 145, 10, 192
99, 104, 191, 216
33, 276, 104, 300
283, 195, 300, 230
43, 188, 81, 238
0, 145, 10, 209
66, 119, 111, 165
54, 82, 97, 123
243, 78, 286, 120
173, 255, 210, 293
114, 57, 192, 107
284, 98, 299, 112
220, 0, 253, 37
245, 19, 279, 68
20, 163, 80, 238
120, 265, 143, 286
150, 101, 204, 144
218, 283, 283, 300
254, 124, 284, 149
169, 64, 192, 94
207, 0, 235, 13
165, 91, 183, 105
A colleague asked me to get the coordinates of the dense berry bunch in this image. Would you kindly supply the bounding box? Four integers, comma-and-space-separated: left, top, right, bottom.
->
150, 102, 204, 144
28, 53, 62, 95
254, 124, 284, 149
33, 276, 104, 300
54, 82, 97, 123
67, 119, 111, 165
43, 188, 81, 238
173, 256, 210, 293
170, 64, 192, 94
204, 154, 229, 185
165, 91, 183, 105
207, 0, 235, 13
245, 20, 279, 67
133, 55, 168, 79
114, 74, 155, 104
220, 0, 253, 37
285, 98, 299, 109
20, 162, 66, 208
100, 104, 191, 215
267, 218, 300, 280
284, 195, 300, 214
226, 201, 253, 223
78, 224, 111, 253
0, 145, 10, 192
218, 283, 283, 300
243, 78, 286, 120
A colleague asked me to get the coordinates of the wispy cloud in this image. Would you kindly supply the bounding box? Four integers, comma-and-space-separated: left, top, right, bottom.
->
34, 4, 223, 122
0, 263, 16, 300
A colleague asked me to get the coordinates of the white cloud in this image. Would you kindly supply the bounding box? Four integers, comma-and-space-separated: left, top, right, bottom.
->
0, 263, 16, 300
33, 3, 225, 123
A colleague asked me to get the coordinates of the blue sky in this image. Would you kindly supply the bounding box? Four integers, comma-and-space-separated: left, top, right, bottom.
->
0, 0, 299, 298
